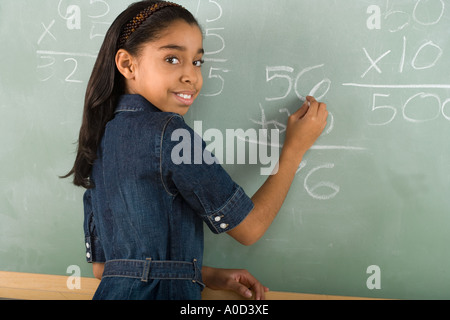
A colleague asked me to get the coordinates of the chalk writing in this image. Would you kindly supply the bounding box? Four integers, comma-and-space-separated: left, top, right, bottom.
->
265, 64, 331, 102
360, 37, 443, 78
196, 0, 230, 97
346, 3, 449, 126
248, 60, 366, 200
367, 0, 445, 32
36, 0, 111, 83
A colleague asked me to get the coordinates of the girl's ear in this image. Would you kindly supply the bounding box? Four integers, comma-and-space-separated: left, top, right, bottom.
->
115, 49, 136, 80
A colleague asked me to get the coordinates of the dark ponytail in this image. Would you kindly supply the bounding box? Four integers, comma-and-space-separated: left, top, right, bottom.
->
63, 1, 200, 188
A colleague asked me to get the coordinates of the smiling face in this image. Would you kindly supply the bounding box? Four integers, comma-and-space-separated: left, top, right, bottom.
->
116, 20, 204, 116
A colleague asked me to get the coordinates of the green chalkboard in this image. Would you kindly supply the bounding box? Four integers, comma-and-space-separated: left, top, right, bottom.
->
1, 0, 450, 299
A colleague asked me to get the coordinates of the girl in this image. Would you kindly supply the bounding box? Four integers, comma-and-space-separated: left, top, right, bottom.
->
65, 0, 328, 300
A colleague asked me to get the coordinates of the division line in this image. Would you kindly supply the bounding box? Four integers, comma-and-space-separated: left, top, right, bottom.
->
36, 50, 98, 58
238, 136, 366, 151
342, 83, 450, 89
310, 145, 366, 151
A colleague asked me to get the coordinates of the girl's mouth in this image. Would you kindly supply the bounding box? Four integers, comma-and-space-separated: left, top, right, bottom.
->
177, 93, 192, 99
174, 92, 195, 105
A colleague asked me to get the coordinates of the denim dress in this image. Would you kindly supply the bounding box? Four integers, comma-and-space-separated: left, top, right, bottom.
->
83, 94, 254, 300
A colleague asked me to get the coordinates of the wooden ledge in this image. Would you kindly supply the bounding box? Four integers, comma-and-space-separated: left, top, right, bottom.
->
0, 271, 376, 300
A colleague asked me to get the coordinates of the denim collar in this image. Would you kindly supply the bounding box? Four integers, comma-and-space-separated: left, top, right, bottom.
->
115, 94, 161, 114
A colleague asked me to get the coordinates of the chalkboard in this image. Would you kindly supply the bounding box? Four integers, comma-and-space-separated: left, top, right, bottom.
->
1, 0, 450, 299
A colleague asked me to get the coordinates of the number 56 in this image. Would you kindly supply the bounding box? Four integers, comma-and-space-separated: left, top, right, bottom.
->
265, 64, 331, 101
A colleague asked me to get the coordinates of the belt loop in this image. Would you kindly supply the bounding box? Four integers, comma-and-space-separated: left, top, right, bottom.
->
192, 258, 199, 284
142, 258, 152, 282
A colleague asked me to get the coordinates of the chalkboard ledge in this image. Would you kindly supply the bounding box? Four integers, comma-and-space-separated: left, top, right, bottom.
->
0, 271, 380, 300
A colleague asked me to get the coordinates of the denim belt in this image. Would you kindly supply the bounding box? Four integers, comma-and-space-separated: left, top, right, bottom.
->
102, 258, 204, 286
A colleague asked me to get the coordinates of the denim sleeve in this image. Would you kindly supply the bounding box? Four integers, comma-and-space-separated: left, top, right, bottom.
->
161, 115, 254, 234
83, 190, 106, 263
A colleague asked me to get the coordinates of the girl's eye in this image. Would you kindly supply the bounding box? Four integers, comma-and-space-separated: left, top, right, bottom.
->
193, 59, 205, 67
166, 57, 180, 65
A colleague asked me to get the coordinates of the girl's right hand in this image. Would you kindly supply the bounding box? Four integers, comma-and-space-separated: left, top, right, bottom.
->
227, 96, 328, 246
283, 96, 328, 161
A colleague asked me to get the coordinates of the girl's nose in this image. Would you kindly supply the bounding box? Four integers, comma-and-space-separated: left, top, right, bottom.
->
181, 65, 199, 84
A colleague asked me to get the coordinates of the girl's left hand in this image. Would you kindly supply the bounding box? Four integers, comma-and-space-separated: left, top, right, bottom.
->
202, 266, 269, 300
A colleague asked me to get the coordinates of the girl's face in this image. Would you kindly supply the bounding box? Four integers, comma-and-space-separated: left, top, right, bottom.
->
123, 20, 204, 115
